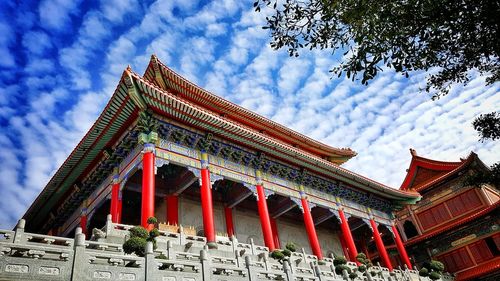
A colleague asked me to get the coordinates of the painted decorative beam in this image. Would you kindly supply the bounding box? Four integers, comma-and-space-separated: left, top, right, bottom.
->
126, 183, 168, 197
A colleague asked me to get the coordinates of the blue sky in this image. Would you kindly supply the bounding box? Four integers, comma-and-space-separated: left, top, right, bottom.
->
0, 0, 498, 229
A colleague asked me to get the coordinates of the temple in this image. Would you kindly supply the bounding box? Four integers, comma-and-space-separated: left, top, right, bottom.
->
0, 55, 456, 281
393, 149, 499, 280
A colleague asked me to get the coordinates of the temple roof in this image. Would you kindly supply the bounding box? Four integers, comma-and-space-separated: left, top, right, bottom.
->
399, 149, 486, 192
143, 55, 356, 165
23, 57, 421, 231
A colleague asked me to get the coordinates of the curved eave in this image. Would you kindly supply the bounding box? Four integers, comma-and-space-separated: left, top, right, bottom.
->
144, 55, 357, 165
401, 152, 486, 193
22, 71, 139, 229
131, 73, 420, 203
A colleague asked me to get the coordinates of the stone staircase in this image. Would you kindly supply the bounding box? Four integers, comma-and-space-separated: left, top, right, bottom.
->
0, 217, 454, 281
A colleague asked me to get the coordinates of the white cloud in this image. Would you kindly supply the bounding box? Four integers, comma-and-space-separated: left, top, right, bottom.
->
22, 31, 52, 55
38, 0, 83, 31
100, 0, 140, 24
0, 21, 15, 67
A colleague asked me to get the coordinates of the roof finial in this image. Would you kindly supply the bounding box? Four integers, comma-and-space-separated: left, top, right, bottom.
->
409, 148, 417, 156
126, 65, 132, 72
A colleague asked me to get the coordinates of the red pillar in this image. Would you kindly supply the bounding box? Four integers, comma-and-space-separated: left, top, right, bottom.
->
256, 184, 276, 251
270, 218, 281, 249
370, 219, 393, 271
165, 195, 178, 225
300, 193, 323, 259
117, 190, 123, 224
392, 224, 412, 269
110, 176, 120, 223
200, 152, 216, 248
141, 144, 155, 230
224, 206, 235, 237
338, 231, 350, 259
80, 214, 87, 238
338, 209, 358, 262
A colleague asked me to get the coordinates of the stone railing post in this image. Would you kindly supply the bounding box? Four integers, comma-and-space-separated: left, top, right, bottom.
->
71, 227, 87, 281
145, 242, 155, 281
167, 240, 174, 260
13, 219, 25, 244
250, 238, 256, 255
342, 269, 349, 281
330, 264, 338, 279
283, 260, 294, 281
262, 253, 270, 271
313, 263, 324, 281
245, 255, 256, 281
104, 214, 113, 235
366, 270, 374, 281
200, 249, 211, 281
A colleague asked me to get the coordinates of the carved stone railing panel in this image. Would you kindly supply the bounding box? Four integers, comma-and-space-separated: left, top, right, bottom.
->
0, 219, 454, 281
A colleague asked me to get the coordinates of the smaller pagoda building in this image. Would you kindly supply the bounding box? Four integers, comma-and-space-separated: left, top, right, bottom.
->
393, 149, 499, 280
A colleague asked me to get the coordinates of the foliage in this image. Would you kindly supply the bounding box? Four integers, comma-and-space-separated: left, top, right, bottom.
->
147, 217, 158, 226
333, 256, 347, 266
270, 249, 286, 261
463, 162, 500, 188
157, 253, 167, 259
473, 112, 500, 142
123, 217, 160, 256
429, 260, 445, 273
123, 237, 147, 257
419, 267, 429, 277
335, 264, 351, 275
149, 228, 160, 238
285, 242, 297, 252
419, 260, 444, 280
254, 0, 500, 98
355, 253, 372, 274
348, 271, 358, 280
429, 271, 442, 280
129, 226, 149, 239
282, 249, 292, 257
333, 256, 350, 275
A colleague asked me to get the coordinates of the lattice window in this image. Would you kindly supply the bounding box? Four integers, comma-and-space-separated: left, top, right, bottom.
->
446, 189, 482, 217
469, 239, 494, 264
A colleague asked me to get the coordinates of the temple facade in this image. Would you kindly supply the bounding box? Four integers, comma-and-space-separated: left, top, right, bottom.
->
393, 149, 499, 280
0, 55, 445, 281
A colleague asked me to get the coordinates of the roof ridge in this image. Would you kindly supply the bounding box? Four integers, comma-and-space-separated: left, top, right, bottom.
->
148, 56, 357, 163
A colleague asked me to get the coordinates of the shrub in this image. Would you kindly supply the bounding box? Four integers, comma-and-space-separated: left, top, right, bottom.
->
356, 253, 367, 260
335, 264, 351, 275
333, 256, 347, 266
282, 249, 292, 257
270, 249, 285, 260
129, 226, 148, 239
149, 228, 160, 238
123, 236, 147, 256
429, 271, 441, 280
147, 217, 158, 225
358, 265, 366, 272
157, 253, 167, 259
419, 267, 429, 277
419, 259, 444, 280
285, 242, 297, 252
430, 260, 445, 272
